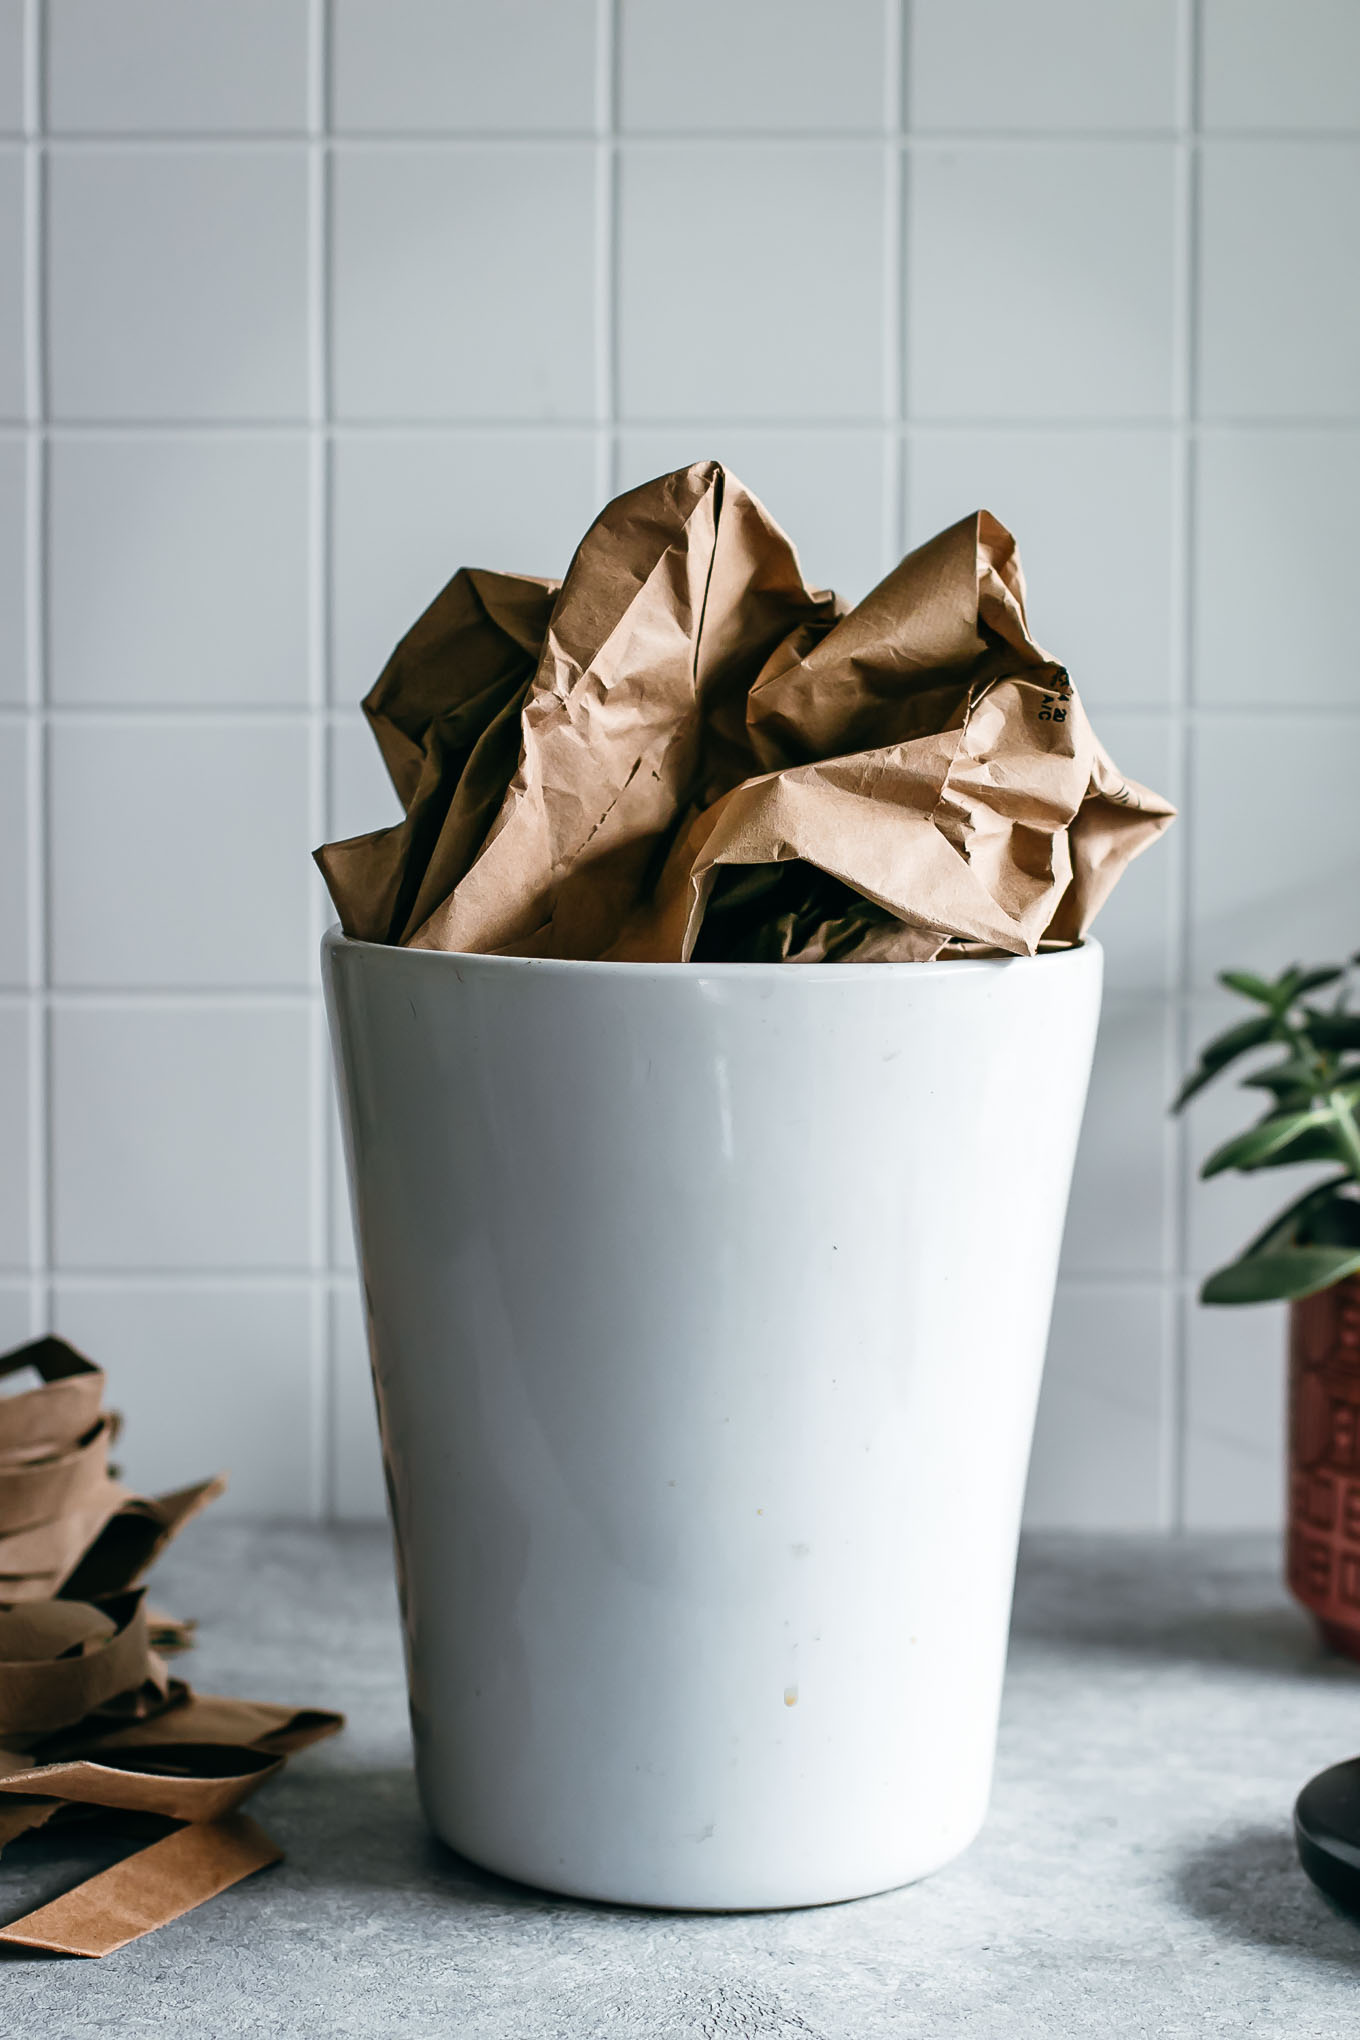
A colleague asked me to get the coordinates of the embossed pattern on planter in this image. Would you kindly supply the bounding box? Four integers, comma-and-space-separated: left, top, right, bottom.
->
1288, 1274, 1360, 1656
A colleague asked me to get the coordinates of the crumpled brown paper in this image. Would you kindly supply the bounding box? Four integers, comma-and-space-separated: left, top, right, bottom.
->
316, 463, 1173, 963
0, 1336, 341, 1956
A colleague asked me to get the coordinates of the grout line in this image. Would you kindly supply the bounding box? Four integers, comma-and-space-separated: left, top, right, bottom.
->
22, 0, 41, 139
896, 0, 911, 132
322, 1282, 341, 1522
594, 0, 618, 499
40, 1269, 358, 1289
22, 0, 48, 1340
1188, 0, 1205, 134
311, 0, 328, 137
907, 417, 1360, 433
0, 702, 340, 720
307, 0, 331, 1520
15, 415, 1360, 437
310, 1011, 332, 1520
881, 0, 906, 574
36, 988, 324, 1007
33, 126, 1360, 146
1167, 0, 1202, 1535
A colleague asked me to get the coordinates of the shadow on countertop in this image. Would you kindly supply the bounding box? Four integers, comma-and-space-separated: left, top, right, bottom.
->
230, 1761, 668, 1924
1012, 1533, 1360, 1682
0, 1764, 597, 1963
1175, 1822, 1360, 1971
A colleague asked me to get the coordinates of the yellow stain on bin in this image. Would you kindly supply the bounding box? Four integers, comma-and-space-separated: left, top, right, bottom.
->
784, 1686, 799, 1708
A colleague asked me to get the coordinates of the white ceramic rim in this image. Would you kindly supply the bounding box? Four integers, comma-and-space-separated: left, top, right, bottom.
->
322, 924, 1100, 983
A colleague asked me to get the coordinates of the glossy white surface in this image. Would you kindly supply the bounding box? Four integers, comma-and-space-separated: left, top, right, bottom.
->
324, 933, 1103, 1910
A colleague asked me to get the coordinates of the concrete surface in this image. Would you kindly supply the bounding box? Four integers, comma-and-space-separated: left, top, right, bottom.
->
3, 1527, 1359, 2037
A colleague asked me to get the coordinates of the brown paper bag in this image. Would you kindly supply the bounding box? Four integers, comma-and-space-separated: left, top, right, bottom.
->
620, 513, 1174, 961
316, 465, 1172, 962
318, 567, 561, 946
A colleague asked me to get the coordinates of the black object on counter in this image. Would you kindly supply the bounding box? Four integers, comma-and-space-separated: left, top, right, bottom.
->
1295, 1758, 1360, 1915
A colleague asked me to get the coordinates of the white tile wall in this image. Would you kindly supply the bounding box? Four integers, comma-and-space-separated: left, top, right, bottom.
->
0, 2, 23, 135
618, 143, 887, 420
1188, 716, 1360, 989
0, 147, 24, 419
328, 715, 403, 844
49, 1004, 312, 1268
0, 1286, 30, 1351
0, 719, 28, 979
1025, 1286, 1171, 1530
46, 0, 312, 134
1183, 1297, 1286, 1529
910, 0, 1181, 132
0, 437, 24, 694
331, 0, 599, 135
48, 719, 315, 986
0, 1004, 30, 1266
2, 1, 1354, 1526
47, 146, 311, 420
1200, 0, 1360, 131
1193, 430, 1360, 707
619, 0, 889, 133
906, 431, 1179, 710
907, 142, 1179, 420
616, 428, 891, 600
49, 435, 312, 704
330, 145, 598, 419
1197, 142, 1360, 418
52, 1283, 319, 1516
1060, 996, 1173, 1281
329, 431, 599, 696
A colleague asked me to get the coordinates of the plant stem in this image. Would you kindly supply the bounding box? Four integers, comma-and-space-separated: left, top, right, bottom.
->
1275, 996, 1360, 1191
1327, 1092, 1360, 1186
1277, 1009, 1334, 1094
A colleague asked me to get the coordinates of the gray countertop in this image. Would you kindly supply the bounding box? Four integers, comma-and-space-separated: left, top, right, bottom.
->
4, 1527, 1359, 2037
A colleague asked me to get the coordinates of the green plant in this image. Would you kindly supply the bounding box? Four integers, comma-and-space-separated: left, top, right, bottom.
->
1175, 960, 1360, 1304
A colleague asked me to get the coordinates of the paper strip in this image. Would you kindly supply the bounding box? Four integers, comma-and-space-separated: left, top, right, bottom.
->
61, 1477, 228, 1602
0, 1480, 130, 1600
0, 1475, 227, 1607
0, 1813, 283, 1957
0, 1339, 104, 1458
75, 1692, 344, 1758
0, 1746, 283, 1822
0, 1416, 114, 1535
0, 1592, 151, 1738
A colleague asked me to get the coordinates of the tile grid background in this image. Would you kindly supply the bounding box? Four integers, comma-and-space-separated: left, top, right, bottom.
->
1, 0, 1358, 1523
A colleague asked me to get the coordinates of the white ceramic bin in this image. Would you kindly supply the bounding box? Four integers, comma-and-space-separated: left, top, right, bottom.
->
323, 930, 1103, 1910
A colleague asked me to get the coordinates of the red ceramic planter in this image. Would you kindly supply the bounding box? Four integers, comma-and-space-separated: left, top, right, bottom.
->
1288, 1275, 1360, 1661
